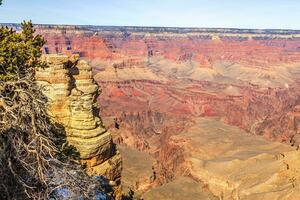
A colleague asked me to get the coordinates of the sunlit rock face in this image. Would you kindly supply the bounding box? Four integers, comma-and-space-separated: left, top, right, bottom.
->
157, 118, 300, 200
35, 54, 122, 199
31, 25, 300, 199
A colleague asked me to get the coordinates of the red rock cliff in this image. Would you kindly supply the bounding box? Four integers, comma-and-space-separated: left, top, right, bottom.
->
33, 25, 300, 145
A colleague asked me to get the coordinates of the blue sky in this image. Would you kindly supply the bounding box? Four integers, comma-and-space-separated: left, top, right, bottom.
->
0, 0, 300, 29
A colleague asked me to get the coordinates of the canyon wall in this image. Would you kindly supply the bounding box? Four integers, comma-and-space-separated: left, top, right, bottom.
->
32, 25, 300, 144
25, 25, 300, 199
35, 54, 122, 199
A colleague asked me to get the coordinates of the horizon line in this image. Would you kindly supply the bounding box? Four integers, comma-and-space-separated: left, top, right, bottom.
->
2, 22, 300, 34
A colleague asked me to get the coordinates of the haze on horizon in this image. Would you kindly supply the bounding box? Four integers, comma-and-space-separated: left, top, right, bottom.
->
0, 0, 300, 30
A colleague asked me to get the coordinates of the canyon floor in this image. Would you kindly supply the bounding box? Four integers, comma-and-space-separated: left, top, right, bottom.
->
119, 117, 300, 199
28, 25, 300, 199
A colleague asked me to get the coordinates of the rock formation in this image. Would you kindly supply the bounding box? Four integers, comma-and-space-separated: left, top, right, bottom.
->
32, 25, 300, 144
35, 54, 122, 199
24, 24, 300, 199
154, 118, 300, 199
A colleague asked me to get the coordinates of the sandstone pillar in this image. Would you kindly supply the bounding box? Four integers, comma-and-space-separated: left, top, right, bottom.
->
36, 54, 122, 199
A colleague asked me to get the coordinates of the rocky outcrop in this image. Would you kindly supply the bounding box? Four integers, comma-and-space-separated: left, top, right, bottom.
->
35, 54, 122, 199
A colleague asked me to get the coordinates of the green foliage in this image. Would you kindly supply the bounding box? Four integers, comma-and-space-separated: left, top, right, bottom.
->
0, 21, 45, 80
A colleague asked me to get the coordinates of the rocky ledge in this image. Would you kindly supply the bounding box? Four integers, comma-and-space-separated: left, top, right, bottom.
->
35, 54, 122, 199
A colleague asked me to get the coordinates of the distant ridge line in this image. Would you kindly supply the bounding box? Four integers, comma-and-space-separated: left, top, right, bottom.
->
2, 23, 300, 35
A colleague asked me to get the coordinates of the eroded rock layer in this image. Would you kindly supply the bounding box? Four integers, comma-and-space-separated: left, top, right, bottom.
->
158, 117, 300, 200
31, 25, 300, 144
35, 54, 122, 199
25, 25, 300, 199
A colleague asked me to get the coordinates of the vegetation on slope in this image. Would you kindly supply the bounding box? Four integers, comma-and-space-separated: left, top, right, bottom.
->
0, 22, 109, 200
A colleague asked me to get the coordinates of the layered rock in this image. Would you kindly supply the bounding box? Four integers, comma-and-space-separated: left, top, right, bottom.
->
31, 25, 300, 144
154, 117, 300, 200
35, 54, 122, 199
27, 25, 300, 199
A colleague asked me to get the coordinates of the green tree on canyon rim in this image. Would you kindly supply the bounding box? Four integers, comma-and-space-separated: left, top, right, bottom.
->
0, 22, 109, 199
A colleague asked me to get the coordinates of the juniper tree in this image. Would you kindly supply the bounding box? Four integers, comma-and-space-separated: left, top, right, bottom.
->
0, 21, 45, 80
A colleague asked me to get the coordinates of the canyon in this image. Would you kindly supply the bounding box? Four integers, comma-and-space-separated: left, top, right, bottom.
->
10, 24, 300, 199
